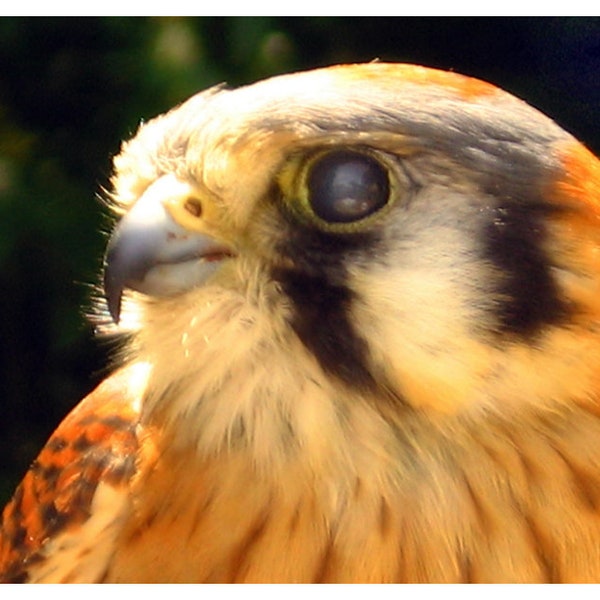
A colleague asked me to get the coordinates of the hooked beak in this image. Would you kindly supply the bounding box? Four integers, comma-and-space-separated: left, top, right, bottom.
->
103, 176, 233, 324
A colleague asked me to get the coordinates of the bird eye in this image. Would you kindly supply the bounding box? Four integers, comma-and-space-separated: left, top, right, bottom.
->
307, 151, 390, 224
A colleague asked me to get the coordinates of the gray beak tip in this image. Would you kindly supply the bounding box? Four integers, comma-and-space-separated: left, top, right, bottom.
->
101, 176, 234, 325
103, 265, 123, 324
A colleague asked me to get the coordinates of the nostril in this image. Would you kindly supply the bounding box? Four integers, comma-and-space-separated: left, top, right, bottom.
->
184, 198, 202, 218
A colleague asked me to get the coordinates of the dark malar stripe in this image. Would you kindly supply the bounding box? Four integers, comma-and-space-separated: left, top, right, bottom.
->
274, 266, 377, 392
273, 211, 383, 392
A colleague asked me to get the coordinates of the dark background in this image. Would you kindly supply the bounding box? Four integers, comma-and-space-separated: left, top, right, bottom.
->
1, 17, 599, 505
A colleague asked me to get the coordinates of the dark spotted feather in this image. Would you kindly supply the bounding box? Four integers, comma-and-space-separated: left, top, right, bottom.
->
0, 366, 142, 583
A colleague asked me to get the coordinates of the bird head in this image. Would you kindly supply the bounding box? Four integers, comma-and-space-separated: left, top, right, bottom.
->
101, 63, 600, 441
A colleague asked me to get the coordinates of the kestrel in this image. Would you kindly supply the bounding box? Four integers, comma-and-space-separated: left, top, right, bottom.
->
2, 63, 600, 582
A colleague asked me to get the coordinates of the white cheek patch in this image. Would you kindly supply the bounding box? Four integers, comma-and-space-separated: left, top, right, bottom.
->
348, 192, 499, 413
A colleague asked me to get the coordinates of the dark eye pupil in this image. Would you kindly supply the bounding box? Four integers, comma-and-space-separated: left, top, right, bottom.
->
307, 151, 390, 223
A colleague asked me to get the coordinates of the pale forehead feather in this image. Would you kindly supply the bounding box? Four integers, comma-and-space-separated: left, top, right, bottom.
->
113, 63, 574, 209
178, 63, 571, 151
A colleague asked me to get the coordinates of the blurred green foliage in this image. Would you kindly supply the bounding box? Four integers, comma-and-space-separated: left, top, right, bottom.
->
0, 17, 599, 505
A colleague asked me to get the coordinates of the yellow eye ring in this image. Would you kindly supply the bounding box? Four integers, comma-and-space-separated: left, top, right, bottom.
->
278, 147, 402, 233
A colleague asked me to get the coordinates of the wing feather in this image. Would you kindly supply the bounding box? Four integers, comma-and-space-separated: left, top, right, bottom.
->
0, 364, 149, 583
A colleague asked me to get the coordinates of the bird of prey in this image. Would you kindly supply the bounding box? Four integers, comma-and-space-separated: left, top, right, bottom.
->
2, 62, 600, 583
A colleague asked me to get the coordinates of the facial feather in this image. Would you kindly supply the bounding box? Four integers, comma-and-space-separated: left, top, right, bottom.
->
100, 61, 600, 431
89, 63, 600, 581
